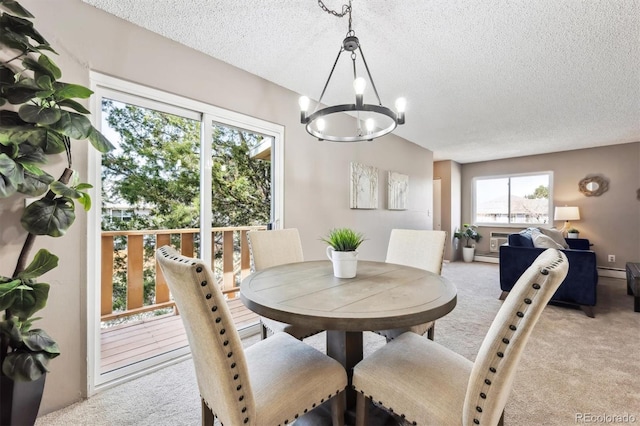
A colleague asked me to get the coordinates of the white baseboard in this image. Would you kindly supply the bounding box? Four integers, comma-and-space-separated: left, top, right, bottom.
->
474, 255, 499, 264
597, 267, 626, 279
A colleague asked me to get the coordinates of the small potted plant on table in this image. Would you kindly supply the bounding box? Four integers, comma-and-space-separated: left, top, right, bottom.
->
567, 228, 580, 239
454, 224, 482, 263
322, 228, 366, 278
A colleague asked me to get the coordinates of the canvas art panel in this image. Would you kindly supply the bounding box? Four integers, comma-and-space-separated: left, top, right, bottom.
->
388, 171, 408, 210
350, 162, 378, 209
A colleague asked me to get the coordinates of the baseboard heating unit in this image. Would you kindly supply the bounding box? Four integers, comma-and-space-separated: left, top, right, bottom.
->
597, 267, 625, 279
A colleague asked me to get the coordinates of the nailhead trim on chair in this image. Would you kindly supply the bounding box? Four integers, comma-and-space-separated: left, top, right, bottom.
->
275, 389, 344, 426
470, 256, 563, 425
352, 254, 565, 426
159, 247, 252, 425
191, 257, 250, 425
470, 286, 536, 425
353, 388, 420, 426
161, 247, 345, 425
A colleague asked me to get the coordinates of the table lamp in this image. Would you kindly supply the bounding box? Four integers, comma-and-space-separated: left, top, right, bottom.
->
554, 206, 580, 236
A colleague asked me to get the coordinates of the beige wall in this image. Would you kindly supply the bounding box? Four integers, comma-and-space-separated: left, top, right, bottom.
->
460, 142, 640, 268
0, 0, 433, 414
434, 160, 462, 261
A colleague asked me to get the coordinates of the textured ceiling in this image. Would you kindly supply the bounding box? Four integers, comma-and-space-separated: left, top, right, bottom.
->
82, 0, 640, 163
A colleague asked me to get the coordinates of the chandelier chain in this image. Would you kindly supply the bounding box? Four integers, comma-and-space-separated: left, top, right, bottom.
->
317, 0, 353, 32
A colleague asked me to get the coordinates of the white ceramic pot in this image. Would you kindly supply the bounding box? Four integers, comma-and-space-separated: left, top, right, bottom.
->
462, 246, 475, 263
567, 233, 579, 239
326, 247, 359, 278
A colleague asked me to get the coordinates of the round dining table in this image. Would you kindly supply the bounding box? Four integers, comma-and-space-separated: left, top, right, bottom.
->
240, 259, 457, 424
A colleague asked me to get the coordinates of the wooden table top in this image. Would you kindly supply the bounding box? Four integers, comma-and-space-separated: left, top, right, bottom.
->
240, 260, 457, 331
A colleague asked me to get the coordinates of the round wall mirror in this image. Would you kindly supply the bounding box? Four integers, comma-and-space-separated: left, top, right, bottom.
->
579, 175, 609, 197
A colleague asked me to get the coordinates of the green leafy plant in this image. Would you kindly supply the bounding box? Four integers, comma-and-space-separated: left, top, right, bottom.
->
321, 228, 366, 252
0, 0, 114, 382
453, 224, 482, 248
567, 228, 579, 233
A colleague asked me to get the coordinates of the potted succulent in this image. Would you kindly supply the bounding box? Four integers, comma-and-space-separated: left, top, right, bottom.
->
454, 224, 482, 263
567, 228, 580, 239
321, 228, 366, 278
0, 1, 113, 424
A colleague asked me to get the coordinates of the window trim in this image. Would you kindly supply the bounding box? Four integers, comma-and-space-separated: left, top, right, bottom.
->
471, 171, 554, 227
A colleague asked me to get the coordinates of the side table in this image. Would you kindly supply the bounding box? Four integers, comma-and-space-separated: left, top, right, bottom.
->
625, 262, 640, 312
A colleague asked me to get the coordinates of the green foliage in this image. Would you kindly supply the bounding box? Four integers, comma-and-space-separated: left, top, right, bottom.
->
1, 319, 60, 382
567, 228, 579, 233
524, 185, 549, 199
210, 124, 271, 227
454, 224, 482, 248
101, 101, 270, 229
321, 228, 366, 252
100, 101, 270, 316
101, 100, 201, 229
0, 1, 113, 382
0, 249, 60, 381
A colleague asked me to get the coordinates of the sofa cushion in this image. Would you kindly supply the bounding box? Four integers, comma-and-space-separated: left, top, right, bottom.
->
539, 227, 569, 249
532, 233, 564, 249
508, 233, 535, 248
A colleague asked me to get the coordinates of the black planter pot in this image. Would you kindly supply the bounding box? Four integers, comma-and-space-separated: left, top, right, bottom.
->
0, 374, 46, 426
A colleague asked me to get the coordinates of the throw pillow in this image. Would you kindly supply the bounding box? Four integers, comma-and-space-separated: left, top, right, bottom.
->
540, 227, 569, 249
519, 227, 541, 238
532, 233, 565, 249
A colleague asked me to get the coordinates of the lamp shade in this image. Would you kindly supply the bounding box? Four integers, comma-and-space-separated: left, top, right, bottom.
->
554, 206, 580, 221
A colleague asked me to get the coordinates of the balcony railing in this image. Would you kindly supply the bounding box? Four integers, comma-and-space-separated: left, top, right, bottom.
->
100, 226, 266, 323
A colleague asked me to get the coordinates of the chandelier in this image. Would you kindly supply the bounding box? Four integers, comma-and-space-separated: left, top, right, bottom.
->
298, 0, 406, 142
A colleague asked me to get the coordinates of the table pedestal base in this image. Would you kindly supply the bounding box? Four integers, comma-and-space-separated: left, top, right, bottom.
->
326, 330, 362, 408
304, 331, 406, 425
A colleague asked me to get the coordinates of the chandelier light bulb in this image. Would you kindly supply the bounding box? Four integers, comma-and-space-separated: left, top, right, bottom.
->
317, 118, 326, 132
395, 97, 407, 113
298, 96, 310, 112
353, 77, 367, 95
365, 118, 375, 133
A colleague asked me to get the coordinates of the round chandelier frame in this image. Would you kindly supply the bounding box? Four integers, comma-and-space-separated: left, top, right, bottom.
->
299, 1, 406, 142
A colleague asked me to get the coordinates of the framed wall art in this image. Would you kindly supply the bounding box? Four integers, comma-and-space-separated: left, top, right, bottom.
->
350, 162, 378, 209
388, 171, 408, 210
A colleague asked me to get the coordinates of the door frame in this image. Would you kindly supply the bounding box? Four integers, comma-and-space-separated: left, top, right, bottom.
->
87, 71, 283, 394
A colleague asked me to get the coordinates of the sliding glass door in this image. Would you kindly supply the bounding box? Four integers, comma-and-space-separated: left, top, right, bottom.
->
89, 72, 283, 392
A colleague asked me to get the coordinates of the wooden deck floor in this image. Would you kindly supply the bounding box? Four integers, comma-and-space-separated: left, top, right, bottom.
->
100, 298, 260, 374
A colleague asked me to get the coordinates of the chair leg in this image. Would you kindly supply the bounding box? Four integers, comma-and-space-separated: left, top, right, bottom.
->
499, 291, 509, 300
201, 398, 215, 426
330, 391, 345, 426
498, 409, 505, 426
427, 323, 435, 341
261, 323, 268, 340
356, 392, 369, 426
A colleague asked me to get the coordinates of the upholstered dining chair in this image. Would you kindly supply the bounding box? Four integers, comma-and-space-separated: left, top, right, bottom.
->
375, 229, 447, 341
247, 228, 324, 340
156, 246, 347, 426
353, 248, 568, 426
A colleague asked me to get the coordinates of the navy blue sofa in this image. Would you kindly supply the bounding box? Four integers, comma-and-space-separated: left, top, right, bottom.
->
499, 231, 598, 317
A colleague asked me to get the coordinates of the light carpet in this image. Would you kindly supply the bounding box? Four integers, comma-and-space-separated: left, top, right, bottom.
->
36, 261, 640, 425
